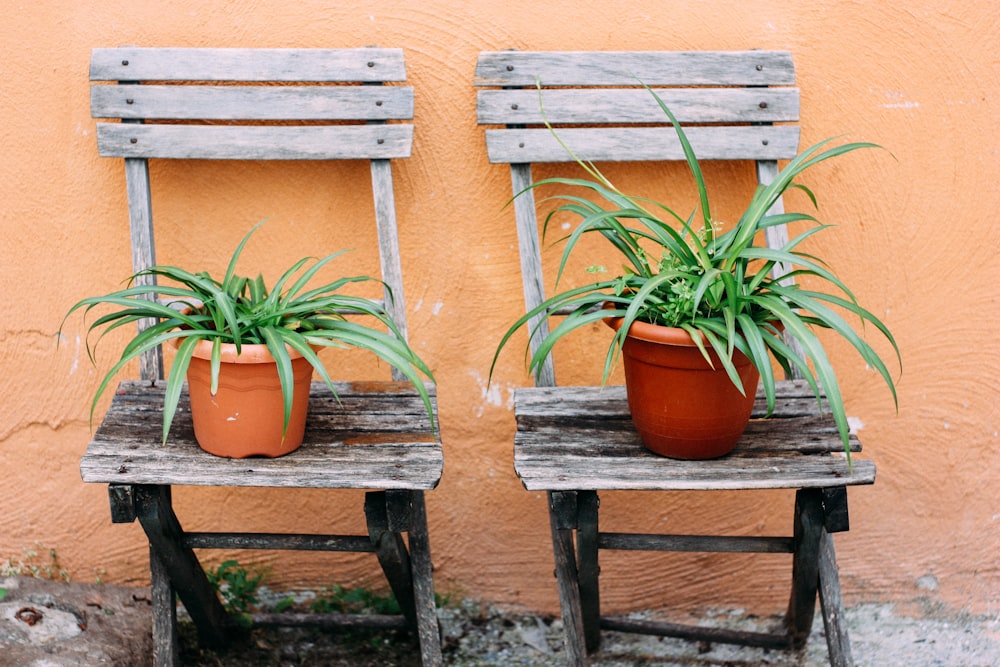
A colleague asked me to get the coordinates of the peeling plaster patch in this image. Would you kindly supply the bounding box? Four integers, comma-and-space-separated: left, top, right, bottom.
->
877, 89, 920, 109
847, 416, 865, 434
916, 574, 940, 591
561, 222, 571, 231
432, 301, 444, 316
413, 298, 423, 312
468, 370, 511, 417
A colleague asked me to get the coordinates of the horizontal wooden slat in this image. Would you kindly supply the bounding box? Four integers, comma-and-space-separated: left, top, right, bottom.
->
96, 123, 413, 160
600, 616, 792, 650
477, 88, 799, 125
485, 125, 800, 163
92, 85, 414, 121
80, 381, 442, 489
474, 50, 795, 87
251, 612, 409, 630
183, 532, 375, 552
513, 381, 830, 420
91, 47, 406, 82
512, 382, 875, 492
598, 532, 794, 553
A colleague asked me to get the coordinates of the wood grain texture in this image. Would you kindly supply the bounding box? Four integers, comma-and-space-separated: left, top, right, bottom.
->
92, 84, 414, 120
485, 125, 800, 163
474, 51, 795, 87
96, 124, 414, 160
509, 162, 557, 387
80, 381, 443, 490
513, 382, 875, 492
91, 47, 407, 82
121, 155, 163, 382
477, 88, 799, 125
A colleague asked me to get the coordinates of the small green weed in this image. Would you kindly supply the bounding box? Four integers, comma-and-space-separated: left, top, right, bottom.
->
1, 546, 70, 582
310, 584, 401, 615
205, 559, 264, 614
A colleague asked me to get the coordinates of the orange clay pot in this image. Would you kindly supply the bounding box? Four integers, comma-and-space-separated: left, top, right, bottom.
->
183, 339, 313, 458
606, 316, 760, 460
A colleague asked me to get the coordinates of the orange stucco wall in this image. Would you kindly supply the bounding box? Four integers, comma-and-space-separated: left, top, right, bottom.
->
2, 1, 997, 619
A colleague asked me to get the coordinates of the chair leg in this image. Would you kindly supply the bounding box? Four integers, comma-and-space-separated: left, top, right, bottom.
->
785, 488, 823, 649
149, 546, 179, 667
576, 491, 601, 653
133, 485, 232, 652
408, 491, 444, 667
364, 491, 418, 629
548, 491, 588, 667
818, 530, 854, 667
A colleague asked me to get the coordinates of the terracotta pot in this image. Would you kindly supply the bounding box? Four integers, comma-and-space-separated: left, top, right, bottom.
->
606, 316, 760, 459
183, 339, 314, 458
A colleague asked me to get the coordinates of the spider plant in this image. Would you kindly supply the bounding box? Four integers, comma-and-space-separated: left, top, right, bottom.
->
492, 87, 900, 460
62, 221, 434, 444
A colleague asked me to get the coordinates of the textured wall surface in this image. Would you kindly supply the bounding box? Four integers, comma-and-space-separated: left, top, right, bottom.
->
1, 1, 997, 618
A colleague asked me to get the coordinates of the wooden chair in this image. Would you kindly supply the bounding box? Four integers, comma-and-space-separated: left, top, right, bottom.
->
81, 47, 443, 666
475, 50, 874, 667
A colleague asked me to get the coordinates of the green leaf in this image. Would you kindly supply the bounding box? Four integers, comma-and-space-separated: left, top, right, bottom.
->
163, 335, 200, 444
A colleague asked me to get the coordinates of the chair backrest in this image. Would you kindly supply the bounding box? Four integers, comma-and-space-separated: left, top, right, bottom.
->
90, 47, 414, 382
475, 50, 802, 387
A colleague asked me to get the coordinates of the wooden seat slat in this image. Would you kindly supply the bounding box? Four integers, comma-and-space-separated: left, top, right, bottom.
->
512, 382, 873, 491
514, 455, 874, 492
80, 381, 442, 489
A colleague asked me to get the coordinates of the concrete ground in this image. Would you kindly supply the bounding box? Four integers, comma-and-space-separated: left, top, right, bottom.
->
1, 576, 997, 666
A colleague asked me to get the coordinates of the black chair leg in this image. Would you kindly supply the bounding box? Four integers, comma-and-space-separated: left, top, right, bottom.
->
149, 546, 179, 667
548, 491, 588, 667
786, 488, 823, 648
576, 490, 601, 653
818, 530, 854, 667
408, 491, 444, 666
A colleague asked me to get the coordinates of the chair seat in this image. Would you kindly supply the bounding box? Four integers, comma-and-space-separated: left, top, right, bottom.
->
81, 380, 443, 490
513, 380, 874, 492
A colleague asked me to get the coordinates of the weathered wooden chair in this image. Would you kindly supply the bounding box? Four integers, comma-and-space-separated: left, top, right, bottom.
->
476, 50, 873, 667
81, 47, 443, 666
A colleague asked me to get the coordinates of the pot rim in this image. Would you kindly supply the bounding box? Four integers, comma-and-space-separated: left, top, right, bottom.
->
604, 314, 703, 347
172, 336, 309, 364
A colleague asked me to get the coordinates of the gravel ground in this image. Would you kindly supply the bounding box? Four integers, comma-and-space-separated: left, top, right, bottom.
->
3, 576, 997, 666
181, 598, 1000, 667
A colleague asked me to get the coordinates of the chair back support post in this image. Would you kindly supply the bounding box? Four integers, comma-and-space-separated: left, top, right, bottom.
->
122, 155, 162, 381
370, 158, 410, 381
509, 162, 557, 387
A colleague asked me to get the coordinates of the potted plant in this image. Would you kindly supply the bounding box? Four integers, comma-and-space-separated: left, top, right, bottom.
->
62, 221, 435, 458
492, 88, 900, 462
